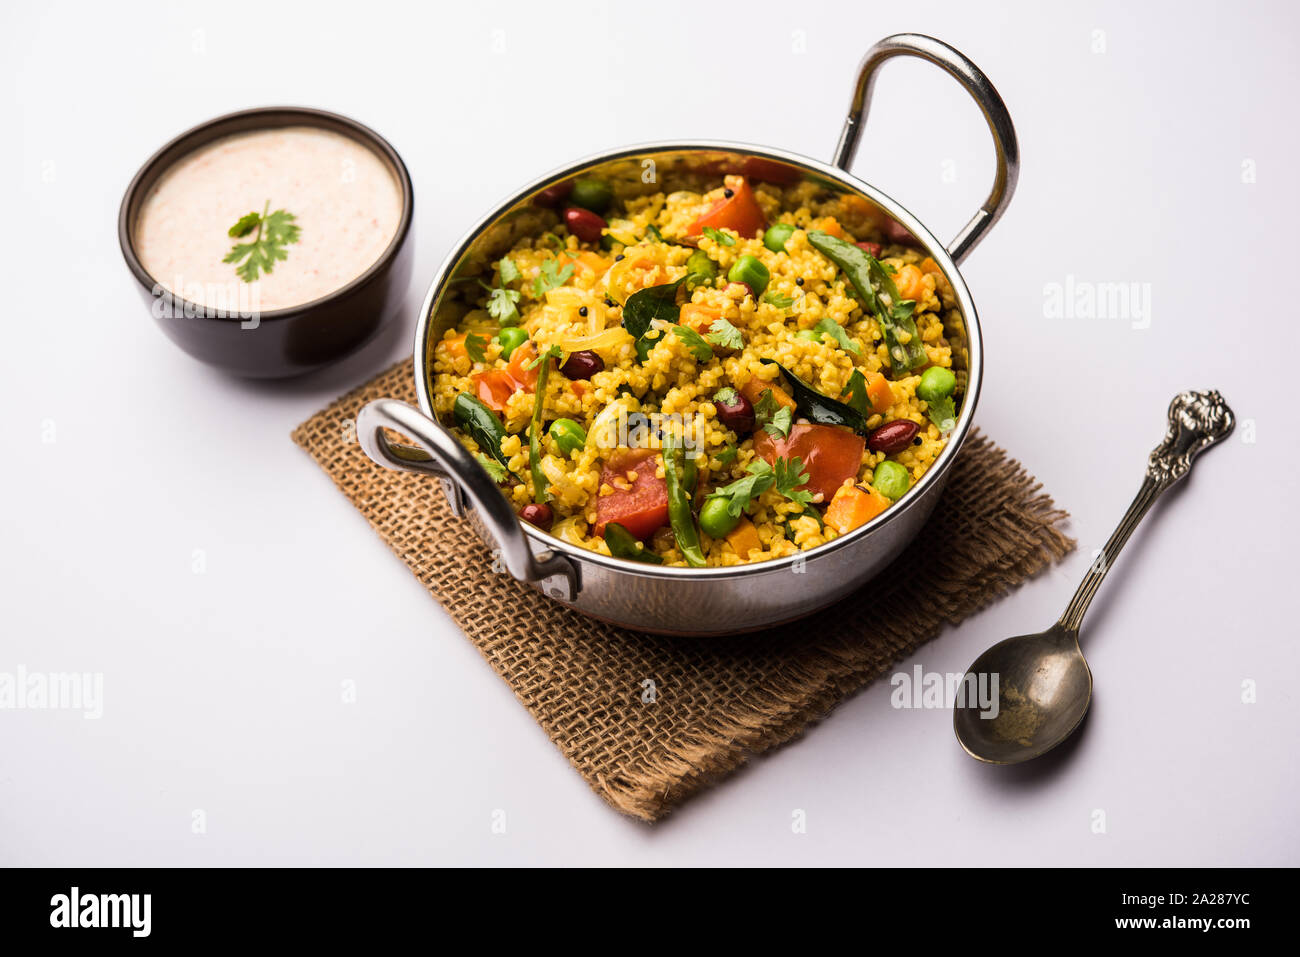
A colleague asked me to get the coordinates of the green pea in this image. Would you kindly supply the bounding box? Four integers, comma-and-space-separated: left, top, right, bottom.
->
699, 496, 741, 539
569, 178, 613, 214
727, 255, 770, 297
549, 418, 587, 456
763, 223, 795, 253
872, 460, 911, 501
496, 326, 529, 359
917, 366, 957, 404
685, 250, 718, 292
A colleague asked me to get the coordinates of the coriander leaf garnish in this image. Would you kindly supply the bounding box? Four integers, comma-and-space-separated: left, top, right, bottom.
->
813, 317, 862, 355
223, 201, 301, 283
670, 325, 714, 361
532, 257, 575, 297
754, 388, 793, 438
773, 456, 814, 507
706, 318, 744, 350
482, 284, 521, 324
498, 257, 522, 285
707, 461, 777, 517
840, 369, 870, 416
464, 332, 489, 364
762, 291, 795, 310
480, 257, 523, 325
714, 442, 738, 465
228, 211, 261, 238
474, 452, 509, 483
701, 226, 736, 247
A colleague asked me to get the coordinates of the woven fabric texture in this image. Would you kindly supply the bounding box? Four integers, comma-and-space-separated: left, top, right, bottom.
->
293, 359, 1073, 821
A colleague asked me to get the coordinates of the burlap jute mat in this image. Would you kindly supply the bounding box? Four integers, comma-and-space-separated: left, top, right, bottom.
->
292, 359, 1073, 822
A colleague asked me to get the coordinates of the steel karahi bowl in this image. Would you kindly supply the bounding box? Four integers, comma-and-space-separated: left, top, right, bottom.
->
357, 34, 1019, 636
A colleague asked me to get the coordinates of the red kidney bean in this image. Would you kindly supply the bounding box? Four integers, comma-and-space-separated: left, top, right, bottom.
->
564, 206, 606, 243
520, 502, 554, 531
714, 390, 755, 433
867, 419, 921, 454
534, 181, 573, 208
855, 241, 882, 257
560, 350, 604, 380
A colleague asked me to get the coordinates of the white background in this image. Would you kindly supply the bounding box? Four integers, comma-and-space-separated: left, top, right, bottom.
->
2, 0, 1296, 866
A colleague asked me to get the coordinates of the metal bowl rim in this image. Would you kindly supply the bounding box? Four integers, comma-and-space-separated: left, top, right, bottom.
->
412, 138, 983, 580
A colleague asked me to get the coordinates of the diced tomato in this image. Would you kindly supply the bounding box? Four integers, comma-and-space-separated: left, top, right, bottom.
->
505, 342, 539, 391
739, 156, 801, 185
687, 175, 767, 240
471, 370, 518, 412
594, 448, 669, 540
753, 424, 866, 501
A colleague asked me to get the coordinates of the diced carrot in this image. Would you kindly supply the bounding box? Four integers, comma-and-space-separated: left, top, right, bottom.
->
725, 517, 762, 557
819, 216, 846, 239
471, 370, 518, 412
561, 251, 612, 275
571, 380, 588, 398
687, 175, 767, 240
825, 484, 889, 535
680, 302, 722, 334
438, 333, 468, 359
841, 194, 873, 217
865, 373, 894, 415
740, 376, 796, 411
505, 342, 539, 391
893, 263, 925, 302
919, 256, 942, 276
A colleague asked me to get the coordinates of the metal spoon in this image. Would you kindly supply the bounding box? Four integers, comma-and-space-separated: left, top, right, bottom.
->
953, 391, 1236, 764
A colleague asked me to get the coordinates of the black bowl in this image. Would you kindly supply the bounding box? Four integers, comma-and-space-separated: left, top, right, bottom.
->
118, 106, 414, 378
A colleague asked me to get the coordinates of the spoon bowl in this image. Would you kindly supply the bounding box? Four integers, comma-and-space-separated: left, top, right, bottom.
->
953, 391, 1235, 765
954, 625, 1093, 764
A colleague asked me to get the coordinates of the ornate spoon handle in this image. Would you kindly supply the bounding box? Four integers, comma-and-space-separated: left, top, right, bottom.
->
1057, 391, 1235, 634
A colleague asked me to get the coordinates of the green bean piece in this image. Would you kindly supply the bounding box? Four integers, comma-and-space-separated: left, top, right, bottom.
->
727, 255, 770, 297
603, 522, 665, 564
528, 355, 553, 504
685, 250, 718, 292
549, 418, 587, 456
807, 230, 926, 376
682, 450, 699, 494
662, 435, 708, 567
